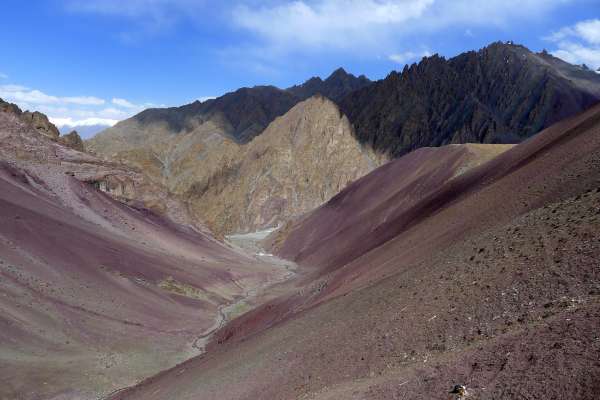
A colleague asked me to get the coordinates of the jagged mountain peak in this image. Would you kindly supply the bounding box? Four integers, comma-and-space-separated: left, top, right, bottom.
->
340, 42, 600, 157
287, 67, 371, 102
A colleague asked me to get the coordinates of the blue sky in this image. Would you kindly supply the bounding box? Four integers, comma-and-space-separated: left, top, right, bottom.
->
1, 0, 599, 136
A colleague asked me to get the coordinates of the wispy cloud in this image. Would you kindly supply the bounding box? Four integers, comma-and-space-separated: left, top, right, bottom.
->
233, 0, 434, 52
0, 82, 162, 132
546, 19, 600, 69
112, 97, 138, 108
65, 0, 209, 42
0, 84, 104, 106
388, 50, 431, 65
0, 72, 7, 79
49, 116, 120, 128
232, 0, 572, 55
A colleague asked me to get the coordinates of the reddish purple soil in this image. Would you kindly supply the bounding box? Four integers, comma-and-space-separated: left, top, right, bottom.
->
0, 110, 286, 400
111, 104, 600, 399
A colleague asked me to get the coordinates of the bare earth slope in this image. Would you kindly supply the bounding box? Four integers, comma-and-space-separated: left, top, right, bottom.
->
111, 104, 600, 400
268, 143, 512, 272
0, 104, 287, 400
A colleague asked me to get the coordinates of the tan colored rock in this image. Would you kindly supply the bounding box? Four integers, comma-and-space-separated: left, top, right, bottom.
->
58, 130, 85, 151
21, 110, 60, 139
0, 98, 60, 139
184, 95, 387, 234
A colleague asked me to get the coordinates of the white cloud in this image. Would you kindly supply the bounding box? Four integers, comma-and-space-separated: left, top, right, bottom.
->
547, 19, 600, 44
0, 84, 104, 106
50, 117, 119, 128
112, 97, 138, 108
198, 96, 216, 102
552, 42, 600, 69
0, 72, 7, 79
546, 19, 600, 69
232, 0, 572, 55
233, 0, 434, 51
0, 82, 158, 132
388, 50, 431, 65
65, 0, 209, 41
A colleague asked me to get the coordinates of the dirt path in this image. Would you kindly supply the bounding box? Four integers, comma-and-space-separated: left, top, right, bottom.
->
101, 229, 297, 400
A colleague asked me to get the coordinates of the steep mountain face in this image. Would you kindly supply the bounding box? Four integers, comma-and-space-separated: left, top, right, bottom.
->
287, 67, 371, 101
183, 95, 386, 235
0, 101, 288, 400
110, 104, 600, 400
87, 43, 600, 236
340, 42, 600, 156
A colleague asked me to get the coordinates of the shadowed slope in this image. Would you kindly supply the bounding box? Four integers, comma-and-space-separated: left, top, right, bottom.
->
340, 42, 600, 157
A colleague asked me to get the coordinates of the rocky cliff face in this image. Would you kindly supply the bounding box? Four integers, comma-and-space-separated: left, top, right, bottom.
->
58, 130, 85, 151
1, 98, 60, 139
340, 42, 600, 157
183, 95, 387, 234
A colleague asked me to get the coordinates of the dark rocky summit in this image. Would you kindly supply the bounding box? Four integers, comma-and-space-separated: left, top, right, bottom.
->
96, 69, 371, 146
287, 67, 371, 102
135, 86, 298, 144
339, 42, 600, 157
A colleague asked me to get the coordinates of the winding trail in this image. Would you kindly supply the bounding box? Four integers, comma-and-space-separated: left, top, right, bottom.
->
100, 229, 297, 400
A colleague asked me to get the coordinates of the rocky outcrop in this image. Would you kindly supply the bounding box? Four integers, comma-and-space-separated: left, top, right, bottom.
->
58, 130, 85, 151
0, 98, 61, 139
20, 111, 60, 139
340, 42, 600, 157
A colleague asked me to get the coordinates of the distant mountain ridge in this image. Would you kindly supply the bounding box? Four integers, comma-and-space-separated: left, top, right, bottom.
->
340, 42, 600, 157
91, 68, 370, 148
86, 42, 600, 235
286, 67, 371, 102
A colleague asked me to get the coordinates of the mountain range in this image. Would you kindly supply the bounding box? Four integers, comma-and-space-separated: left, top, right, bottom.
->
109, 101, 600, 400
87, 42, 600, 236
3, 41, 600, 400
341, 42, 600, 156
